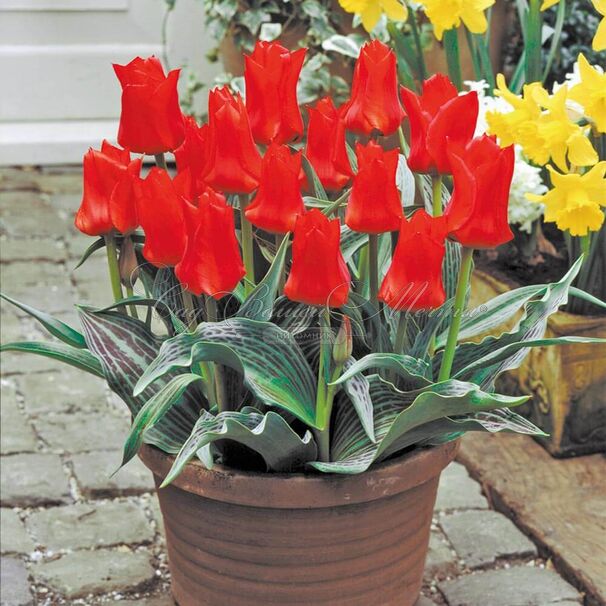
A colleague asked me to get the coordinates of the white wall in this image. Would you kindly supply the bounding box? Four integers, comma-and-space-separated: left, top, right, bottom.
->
0, 0, 221, 166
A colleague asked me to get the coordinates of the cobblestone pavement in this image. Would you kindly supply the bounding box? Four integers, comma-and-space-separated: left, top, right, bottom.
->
0, 167, 584, 606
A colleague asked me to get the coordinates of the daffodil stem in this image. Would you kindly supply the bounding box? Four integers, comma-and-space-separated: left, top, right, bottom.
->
154, 153, 168, 170
408, 8, 427, 80
239, 194, 255, 297
205, 295, 226, 413
368, 234, 380, 308
432, 175, 443, 217
525, 0, 543, 83
182, 289, 217, 411
444, 28, 463, 90
438, 247, 474, 382
104, 234, 124, 304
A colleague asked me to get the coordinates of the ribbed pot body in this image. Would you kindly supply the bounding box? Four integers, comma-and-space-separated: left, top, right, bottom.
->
140, 442, 458, 606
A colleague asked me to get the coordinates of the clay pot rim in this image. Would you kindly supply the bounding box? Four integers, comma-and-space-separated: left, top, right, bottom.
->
139, 440, 458, 509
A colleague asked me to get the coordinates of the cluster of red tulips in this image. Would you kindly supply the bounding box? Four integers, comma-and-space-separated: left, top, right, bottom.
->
75, 39, 515, 312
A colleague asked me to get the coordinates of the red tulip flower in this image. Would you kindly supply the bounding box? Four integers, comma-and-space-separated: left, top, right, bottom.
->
75, 140, 141, 236
245, 143, 306, 234
346, 141, 403, 234
202, 87, 262, 194
284, 209, 350, 308
113, 56, 185, 155
174, 116, 210, 198
341, 40, 405, 136
175, 189, 245, 298
379, 210, 447, 312
305, 97, 354, 192
400, 74, 479, 174
244, 41, 306, 145
134, 168, 188, 267
445, 136, 515, 249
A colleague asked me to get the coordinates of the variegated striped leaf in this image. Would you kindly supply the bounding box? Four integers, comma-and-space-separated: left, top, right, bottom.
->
134, 318, 319, 427
162, 407, 318, 484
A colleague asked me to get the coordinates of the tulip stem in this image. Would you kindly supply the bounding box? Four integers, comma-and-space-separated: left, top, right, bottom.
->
432, 175, 443, 217
275, 233, 286, 292
443, 28, 463, 90
368, 234, 380, 308
182, 289, 218, 411
154, 153, 168, 170
239, 195, 255, 297
104, 234, 124, 304
125, 285, 139, 320
323, 188, 351, 217
438, 247, 474, 382
205, 295, 226, 413
397, 126, 410, 156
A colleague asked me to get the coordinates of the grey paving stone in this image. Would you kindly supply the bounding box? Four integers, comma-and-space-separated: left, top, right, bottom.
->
34, 411, 128, 453
35, 172, 82, 195
0, 509, 35, 555
71, 451, 155, 497
0, 453, 71, 507
26, 501, 154, 551
0, 557, 34, 606
1, 351, 62, 376
415, 598, 438, 606
33, 550, 155, 599
0, 389, 38, 454
438, 566, 582, 606
48, 193, 80, 214
18, 369, 108, 416
148, 495, 165, 539
0, 238, 66, 264
424, 529, 458, 580
0, 192, 65, 238
435, 462, 489, 511
0, 167, 39, 192
123, 595, 175, 606
440, 510, 537, 569
72, 257, 115, 306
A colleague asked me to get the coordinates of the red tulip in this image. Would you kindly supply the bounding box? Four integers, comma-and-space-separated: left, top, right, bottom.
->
175, 189, 245, 298
202, 87, 262, 194
245, 41, 306, 145
113, 56, 185, 155
75, 140, 141, 236
345, 141, 403, 234
244, 144, 306, 234
134, 168, 188, 267
174, 116, 210, 198
445, 136, 515, 249
284, 209, 350, 308
379, 210, 447, 312
341, 40, 405, 136
400, 74, 479, 174
305, 97, 354, 192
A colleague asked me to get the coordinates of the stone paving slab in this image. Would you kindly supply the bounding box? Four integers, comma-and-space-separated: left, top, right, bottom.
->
70, 451, 156, 497
434, 462, 489, 512
424, 529, 458, 581
439, 510, 537, 569
33, 550, 156, 599
0, 192, 66, 238
0, 384, 38, 455
26, 501, 154, 551
0, 454, 71, 507
0, 509, 35, 555
0, 238, 67, 264
438, 566, 582, 606
1, 556, 34, 606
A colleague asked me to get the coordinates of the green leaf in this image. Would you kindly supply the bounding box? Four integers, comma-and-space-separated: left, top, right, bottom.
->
237, 234, 290, 321
569, 286, 606, 311
332, 353, 432, 388
301, 154, 328, 201
73, 237, 105, 270
337, 358, 376, 443
0, 341, 104, 377
77, 308, 202, 453
135, 318, 319, 427
321, 34, 362, 58
310, 375, 528, 474
161, 407, 317, 485
122, 373, 203, 467
1, 293, 86, 348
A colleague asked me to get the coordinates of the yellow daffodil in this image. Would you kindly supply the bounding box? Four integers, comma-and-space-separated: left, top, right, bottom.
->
527, 163, 606, 236
418, 0, 495, 41
487, 75, 598, 171
338, 0, 408, 32
541, 0, 560, 9
593, 0, 606, 51
568, 54, 606, 133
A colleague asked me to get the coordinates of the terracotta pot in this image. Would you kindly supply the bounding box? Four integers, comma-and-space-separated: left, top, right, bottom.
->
470, 269, 606, 457
139, 441, 459, 606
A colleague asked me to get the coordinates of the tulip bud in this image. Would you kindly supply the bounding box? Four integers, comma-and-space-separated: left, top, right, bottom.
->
332, 315, 352, 365
118, 236, 140, 288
